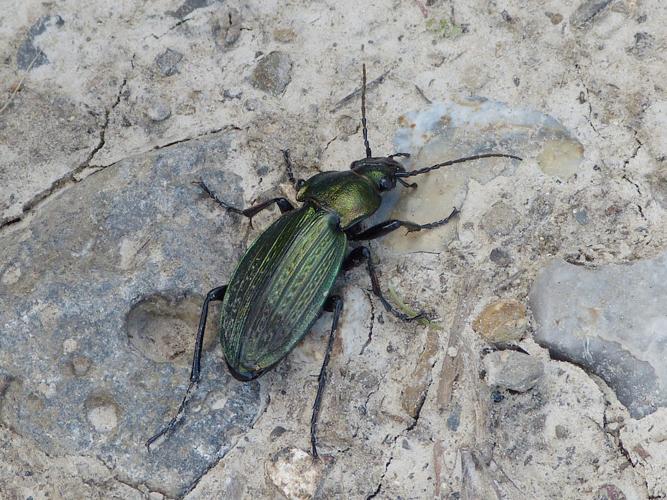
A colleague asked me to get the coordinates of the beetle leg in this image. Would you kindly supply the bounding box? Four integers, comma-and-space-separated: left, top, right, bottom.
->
196, 180, 294, 226
310, 295, 343, 459
341, 246, 425, 322
146, 285, 227, 450
348, 207, 459, 240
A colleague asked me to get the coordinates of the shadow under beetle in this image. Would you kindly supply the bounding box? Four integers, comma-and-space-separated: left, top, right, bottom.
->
147, 65, 521, 458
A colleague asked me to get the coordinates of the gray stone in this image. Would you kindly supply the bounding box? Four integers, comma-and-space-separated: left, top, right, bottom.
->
144, 99, 171, 122
168, 0, 220, 19
529, 254, 667, 418
483, 351, 544, 392
573, 207, 589, 225
489, 248, 512, 266
155, 48, 183, 77
16, 15, 64, 70
626, 32, 655, 59
251, 51, 293, 96
570, 0, 612, 28
0, 131, 261, 497
213, 8, 241, 47
480, 202, 520, 237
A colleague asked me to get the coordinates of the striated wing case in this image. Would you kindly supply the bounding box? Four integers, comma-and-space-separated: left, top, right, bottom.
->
219, 204, 347, 380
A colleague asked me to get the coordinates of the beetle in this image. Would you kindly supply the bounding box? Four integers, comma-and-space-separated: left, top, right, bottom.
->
146, 65, 520, 457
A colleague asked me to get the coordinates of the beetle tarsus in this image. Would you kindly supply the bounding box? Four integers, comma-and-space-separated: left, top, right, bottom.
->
397, 178, 418, 188
146, 379, 198, 450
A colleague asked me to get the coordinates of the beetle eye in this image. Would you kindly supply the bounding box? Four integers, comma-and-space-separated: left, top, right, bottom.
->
378, 177, 394, 191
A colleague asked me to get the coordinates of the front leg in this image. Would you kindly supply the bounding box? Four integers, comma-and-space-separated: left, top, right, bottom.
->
348, 207, 459, 241
342, 246, 424, 322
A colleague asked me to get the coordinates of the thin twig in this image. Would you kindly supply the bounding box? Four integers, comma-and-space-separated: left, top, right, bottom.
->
331, 69, 391, 112
413, 0, 428, 18
0, 54, 39, 116
415, 84, 432, 104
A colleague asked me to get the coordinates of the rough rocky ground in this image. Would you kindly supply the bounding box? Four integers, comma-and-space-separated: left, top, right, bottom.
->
1, 0, 666, 498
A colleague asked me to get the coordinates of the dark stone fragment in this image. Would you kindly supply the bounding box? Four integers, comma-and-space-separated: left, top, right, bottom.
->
16, 15, 64, 70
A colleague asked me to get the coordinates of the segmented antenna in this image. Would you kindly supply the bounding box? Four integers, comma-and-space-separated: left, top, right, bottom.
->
361, 64, 372, 158
395, 153, 522, 178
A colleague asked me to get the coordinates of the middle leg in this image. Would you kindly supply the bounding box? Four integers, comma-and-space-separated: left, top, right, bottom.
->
342, 246, 424, 322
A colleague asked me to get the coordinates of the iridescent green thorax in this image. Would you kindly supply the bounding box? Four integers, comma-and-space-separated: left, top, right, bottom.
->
297, 170, 382, 229
296, 158, 405, 229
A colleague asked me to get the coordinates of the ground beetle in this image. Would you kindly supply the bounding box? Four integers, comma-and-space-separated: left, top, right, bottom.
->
147, 65, 520, 457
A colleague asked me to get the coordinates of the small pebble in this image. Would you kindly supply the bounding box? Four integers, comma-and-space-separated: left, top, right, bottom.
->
483, 350, 544, 392
155, 48, 183, 77
473, 299, 527, 344
251, 51, 293, 96
145, 99, 171, 122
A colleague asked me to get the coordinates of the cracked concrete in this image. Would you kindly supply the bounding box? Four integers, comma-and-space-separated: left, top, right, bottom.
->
1, 0, 666, 498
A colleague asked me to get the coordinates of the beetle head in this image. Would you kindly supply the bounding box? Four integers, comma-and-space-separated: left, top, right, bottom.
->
351, 156, 408, 192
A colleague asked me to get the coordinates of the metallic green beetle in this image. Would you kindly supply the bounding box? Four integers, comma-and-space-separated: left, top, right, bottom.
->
147, 66, 520, 457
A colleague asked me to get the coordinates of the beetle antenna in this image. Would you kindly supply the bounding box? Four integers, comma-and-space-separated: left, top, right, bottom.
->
395, 153, 522, 178
361, 64, 372, 158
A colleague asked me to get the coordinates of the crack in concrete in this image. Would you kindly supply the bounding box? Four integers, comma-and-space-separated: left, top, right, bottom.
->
0, 118, 240, 233
406, 361, 437, 432
359, 289, 376, 355
574, 64, 599, 136
367, 451, 394, 499
180, 390, 270, 497
0, 77, 127, 231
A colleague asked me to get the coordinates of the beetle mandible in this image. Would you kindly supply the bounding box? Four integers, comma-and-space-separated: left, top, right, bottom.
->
146, 65, 521, 457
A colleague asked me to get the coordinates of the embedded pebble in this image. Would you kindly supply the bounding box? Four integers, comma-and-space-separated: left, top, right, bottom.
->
336, 114, 359, 138
266, 447, 325, 500
570, 0, 612, 28
85, 394, 120, 433
145, 99, 171, 122
215, 8, 241, 47
155, 48, 183, 77
251, 51, 293, 96
480, 202, 520, 237
593, 484, 626, 500
472, 299, 527, 344
16, 15, 64, 70
530, 253, 667, 418
489, 248, 513, 266
573, 207, 589, 225
70, 355, 92, 376
273, 28, 297, 43
1, 265, 21, 285
483, 351, 544, 392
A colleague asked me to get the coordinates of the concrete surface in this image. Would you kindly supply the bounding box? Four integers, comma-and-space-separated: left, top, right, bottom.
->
1, 0, 665, 498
